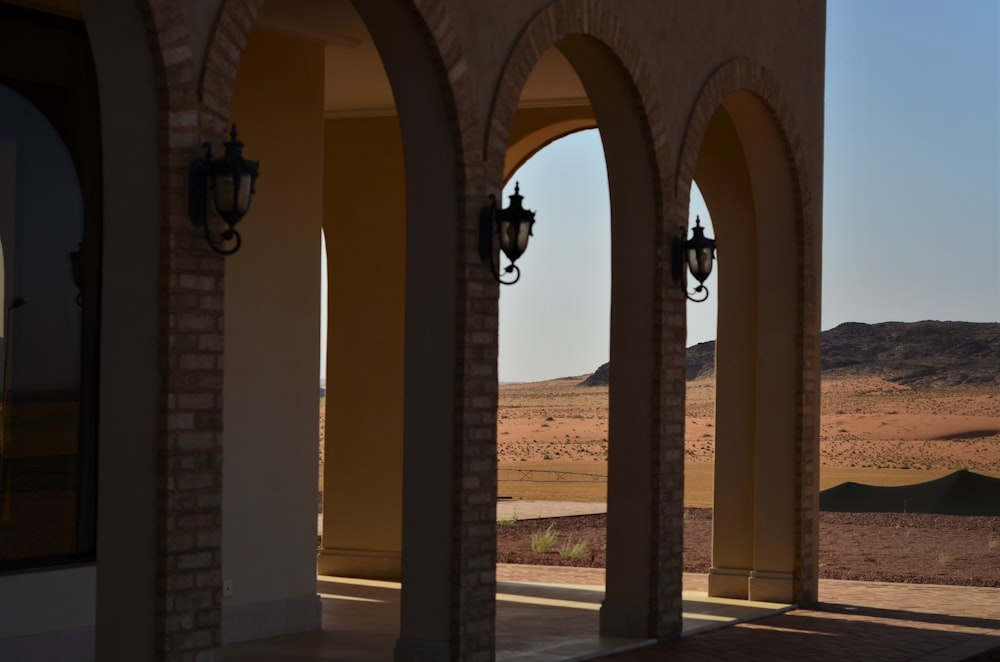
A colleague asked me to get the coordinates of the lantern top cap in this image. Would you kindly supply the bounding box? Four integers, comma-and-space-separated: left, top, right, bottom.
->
224, 124, 245, 157
508, 181, 523, 207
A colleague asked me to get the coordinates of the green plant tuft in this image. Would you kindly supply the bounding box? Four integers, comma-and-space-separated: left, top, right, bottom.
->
498, 510, 518, 528
558, 539, 587, 560
530, 524, 559, 553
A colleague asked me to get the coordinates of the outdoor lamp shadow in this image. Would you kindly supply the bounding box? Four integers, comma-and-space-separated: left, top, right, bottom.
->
479, 182, 536, 285
672, 215, 717, 302
188, 125, 260, 256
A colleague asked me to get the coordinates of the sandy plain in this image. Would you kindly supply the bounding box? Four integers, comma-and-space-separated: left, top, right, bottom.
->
497, 375, 1000, 505
494, 375, 1000, 586
316, 375, 1000, 585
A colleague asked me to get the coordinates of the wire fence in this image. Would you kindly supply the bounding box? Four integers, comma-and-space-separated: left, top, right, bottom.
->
498, 468, 607, 483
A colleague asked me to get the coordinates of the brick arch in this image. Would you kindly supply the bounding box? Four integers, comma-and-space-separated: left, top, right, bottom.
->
411, 0, 480, 186
135, 1, 247, 658
193, 0, 494, 656
484, 0, 672, 190
200, 0, 266, 134
485, 0, 687, 640
128, 2, 484, 657
676, 57, 812, 217
677, 57, 821, 603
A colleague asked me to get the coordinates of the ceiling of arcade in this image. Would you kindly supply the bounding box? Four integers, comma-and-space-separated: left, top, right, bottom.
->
260, 0, 590, 119
11, 0, 595, 153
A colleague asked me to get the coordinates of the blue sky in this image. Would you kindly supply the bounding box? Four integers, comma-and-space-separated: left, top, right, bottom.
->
497, 0, 1000, 383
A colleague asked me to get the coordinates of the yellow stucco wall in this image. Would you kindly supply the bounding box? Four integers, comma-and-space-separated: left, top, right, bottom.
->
319, 116, 405, 576
224, 26, 324, 611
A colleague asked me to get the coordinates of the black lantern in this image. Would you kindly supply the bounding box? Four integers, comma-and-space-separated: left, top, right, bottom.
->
478, 182, 536, 285
672, 215, 717, 302
188, 125, 260, 255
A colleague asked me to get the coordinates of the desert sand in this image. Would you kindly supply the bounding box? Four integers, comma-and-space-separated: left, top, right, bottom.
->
496, 375, 1000, 505
317, 375, 1000, 586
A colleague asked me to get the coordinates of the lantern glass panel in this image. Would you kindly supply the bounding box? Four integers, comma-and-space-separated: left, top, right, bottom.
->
213, 171, 254, 217
499, 219, 514, 253
687, 246, 714, 283
213, 172, 237, 215
236, 172, 254, 214
515, 219, 532, 255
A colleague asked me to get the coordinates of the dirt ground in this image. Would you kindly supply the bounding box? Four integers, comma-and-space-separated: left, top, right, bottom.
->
497, 510, 1000, 587
318, 375, 1000, 586
493, 375, 1000, 587
495, 375, 1000, 505
498, 375, 1000, 471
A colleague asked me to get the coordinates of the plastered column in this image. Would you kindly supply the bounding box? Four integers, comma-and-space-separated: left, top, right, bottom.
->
319, 116, 406, 580
739, 93, 801, 604
695, 108, 759, 600
707, 236, 757, 599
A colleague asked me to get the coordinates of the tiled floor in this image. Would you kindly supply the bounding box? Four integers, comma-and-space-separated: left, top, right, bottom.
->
219, 568, 1000, 662
250, 503, 1000, 660
219, 570, 789, 661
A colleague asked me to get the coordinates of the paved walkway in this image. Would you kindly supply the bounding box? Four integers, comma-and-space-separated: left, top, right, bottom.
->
496, 501, 1000, 659
499, 565, 1000, 661
299, 502, 1000, 659
497, 499, 606, 520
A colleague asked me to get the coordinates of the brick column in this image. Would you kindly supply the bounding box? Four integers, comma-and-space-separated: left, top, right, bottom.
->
145, 1, 263, 659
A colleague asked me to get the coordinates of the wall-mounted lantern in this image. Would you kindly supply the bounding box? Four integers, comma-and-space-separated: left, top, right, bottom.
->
478, 182, 536, 285
672, 215, 717, 302
188, 125, 260, 256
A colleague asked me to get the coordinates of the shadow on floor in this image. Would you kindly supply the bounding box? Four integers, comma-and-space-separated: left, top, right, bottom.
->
220, 575, 790, 661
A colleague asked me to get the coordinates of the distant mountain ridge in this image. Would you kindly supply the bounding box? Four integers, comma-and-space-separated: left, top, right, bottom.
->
582, 321, 1000, 388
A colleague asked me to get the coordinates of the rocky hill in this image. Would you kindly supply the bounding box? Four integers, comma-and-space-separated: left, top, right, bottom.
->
582, 321, 1000, 388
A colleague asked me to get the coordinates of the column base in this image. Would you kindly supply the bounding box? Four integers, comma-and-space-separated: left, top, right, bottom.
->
599, 598, 651, 638
707, 567, 750, 599
394, 637, 449, 661
221, 595, 321, 644
317, 547, 401, 580
748, 570, 794, 604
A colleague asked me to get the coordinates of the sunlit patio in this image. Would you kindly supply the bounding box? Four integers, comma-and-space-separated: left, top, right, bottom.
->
219, 572, 790, 661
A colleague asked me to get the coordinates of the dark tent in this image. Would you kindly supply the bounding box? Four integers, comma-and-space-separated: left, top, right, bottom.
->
819, 469, 1000, 516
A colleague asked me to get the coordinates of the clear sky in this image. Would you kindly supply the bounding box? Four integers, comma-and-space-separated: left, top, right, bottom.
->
497, 0, 1000, 383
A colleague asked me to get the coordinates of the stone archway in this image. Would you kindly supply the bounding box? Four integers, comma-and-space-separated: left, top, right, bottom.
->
485, 0, 686, 641
677, 58, 821, 605
178, 0, 493, 658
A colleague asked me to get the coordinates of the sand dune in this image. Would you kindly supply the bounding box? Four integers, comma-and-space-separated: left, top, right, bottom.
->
820, 469, 1000, 515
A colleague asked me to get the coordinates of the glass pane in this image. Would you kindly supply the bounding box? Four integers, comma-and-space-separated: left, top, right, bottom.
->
687, 246, 714, 283
0, 85, 84, 563
499, 219, 514, 253
237, 172, 254, 214
213, 173, 237, 215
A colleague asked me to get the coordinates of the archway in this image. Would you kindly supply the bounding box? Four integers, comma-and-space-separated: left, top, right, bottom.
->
220, 1, 408, 649
486, 6, 682, 641
220, 0, 483, 656
684, 77, 818, 605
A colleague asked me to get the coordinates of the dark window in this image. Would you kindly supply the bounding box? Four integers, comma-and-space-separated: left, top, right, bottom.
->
0, 6, 100, 571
